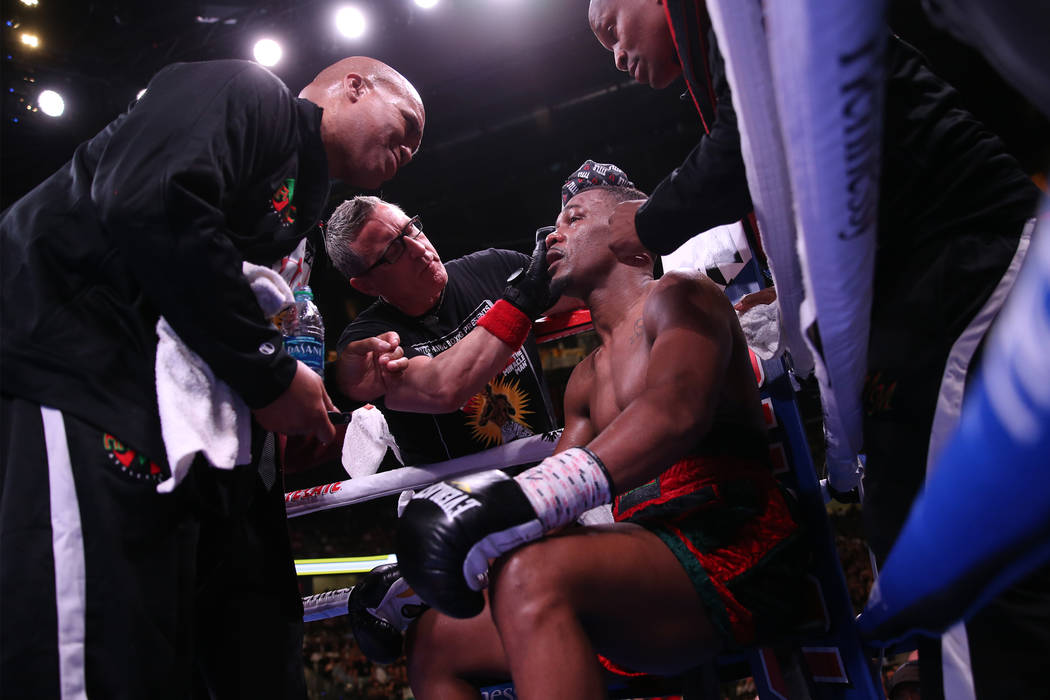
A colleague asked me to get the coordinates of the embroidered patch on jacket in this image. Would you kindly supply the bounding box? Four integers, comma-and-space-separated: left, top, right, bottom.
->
103, 434, 168, 483
271, 178, 297, 225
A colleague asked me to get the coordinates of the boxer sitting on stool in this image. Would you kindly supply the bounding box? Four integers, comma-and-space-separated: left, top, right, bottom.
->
376, 161, 812, 699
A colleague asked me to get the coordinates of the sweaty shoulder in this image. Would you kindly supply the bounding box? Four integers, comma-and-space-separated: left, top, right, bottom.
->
643, 270, 730, 332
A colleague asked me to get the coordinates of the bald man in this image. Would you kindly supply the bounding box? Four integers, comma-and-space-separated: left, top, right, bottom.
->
300, 56, 425, 190
0, 56, 422, 699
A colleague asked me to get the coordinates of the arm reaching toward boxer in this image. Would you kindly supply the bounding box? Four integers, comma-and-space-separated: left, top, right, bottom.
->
377, 227, 561, 414
607, 199, 652, 265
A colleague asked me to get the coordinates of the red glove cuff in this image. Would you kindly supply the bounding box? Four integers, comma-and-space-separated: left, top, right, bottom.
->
477, 299, 532, 350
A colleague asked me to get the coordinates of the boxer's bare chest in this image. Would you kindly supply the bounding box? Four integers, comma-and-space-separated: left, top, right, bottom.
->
588, 308, 651, 433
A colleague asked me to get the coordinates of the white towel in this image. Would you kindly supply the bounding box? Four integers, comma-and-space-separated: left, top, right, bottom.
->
154, 262, 296, 493
341, 404, 403, 479
738, 301, 781, 360
662, 222, 754, 289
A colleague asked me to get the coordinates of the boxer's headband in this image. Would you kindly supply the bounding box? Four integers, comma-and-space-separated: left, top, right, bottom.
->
560, 160, 635, 208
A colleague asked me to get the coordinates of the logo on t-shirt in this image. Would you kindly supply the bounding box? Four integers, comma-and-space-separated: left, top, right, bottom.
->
403, 297, 547, 455
462, 375, 534, 448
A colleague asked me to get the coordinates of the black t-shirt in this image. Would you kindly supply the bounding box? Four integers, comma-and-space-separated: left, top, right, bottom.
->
337, 248, 557, 465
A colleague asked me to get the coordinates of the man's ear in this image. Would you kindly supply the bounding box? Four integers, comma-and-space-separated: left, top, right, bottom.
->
349, 275, 378, 296
343, 73, 367, 102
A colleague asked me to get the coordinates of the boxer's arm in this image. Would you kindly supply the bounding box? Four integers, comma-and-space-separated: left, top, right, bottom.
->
554, 353, 598, 452
586, 274, 733, 492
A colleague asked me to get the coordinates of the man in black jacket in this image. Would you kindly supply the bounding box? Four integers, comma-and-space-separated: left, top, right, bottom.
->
586, 1, 1044, 698
0, 56, 423, 699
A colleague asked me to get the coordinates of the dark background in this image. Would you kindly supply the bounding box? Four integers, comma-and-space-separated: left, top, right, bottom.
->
3, 0, 1047, 336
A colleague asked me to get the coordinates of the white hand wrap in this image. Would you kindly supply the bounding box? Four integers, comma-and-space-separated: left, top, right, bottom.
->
369, 576, 425, 632
515, 447, 613, 532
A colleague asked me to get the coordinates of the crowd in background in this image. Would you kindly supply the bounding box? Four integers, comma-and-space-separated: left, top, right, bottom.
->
303, 618, 413, 699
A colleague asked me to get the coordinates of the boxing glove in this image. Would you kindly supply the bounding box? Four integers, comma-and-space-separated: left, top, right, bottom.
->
396, 447, 613, 618
502, 225, 560, 319
348, 563, 428, 664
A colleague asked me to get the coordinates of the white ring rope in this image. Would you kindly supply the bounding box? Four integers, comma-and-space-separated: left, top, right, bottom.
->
295, 432, 561, 622
707, 0, 884, 491
303, 587, 353, 622
705, 0, 812, 379
285, 430, 560, 518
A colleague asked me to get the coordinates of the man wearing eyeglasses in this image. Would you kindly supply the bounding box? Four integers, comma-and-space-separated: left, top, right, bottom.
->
325, 195, 570, 466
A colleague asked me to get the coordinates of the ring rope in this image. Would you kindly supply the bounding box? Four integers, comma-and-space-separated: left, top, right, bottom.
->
285, 430, 560, 518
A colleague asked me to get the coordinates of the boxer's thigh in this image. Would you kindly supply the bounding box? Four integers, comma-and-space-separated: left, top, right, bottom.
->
406, 594, 511, 683
491, 523, 721, 675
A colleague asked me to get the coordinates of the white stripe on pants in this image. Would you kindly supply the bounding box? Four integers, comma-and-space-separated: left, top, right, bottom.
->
42, 406, 88, 700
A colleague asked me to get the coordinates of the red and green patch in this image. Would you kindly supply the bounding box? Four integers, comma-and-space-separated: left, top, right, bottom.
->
271, 178, 297, 225
103, 434, 167, 483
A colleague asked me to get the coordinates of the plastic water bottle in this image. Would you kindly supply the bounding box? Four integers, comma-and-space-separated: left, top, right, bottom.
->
282, 286, 325, 378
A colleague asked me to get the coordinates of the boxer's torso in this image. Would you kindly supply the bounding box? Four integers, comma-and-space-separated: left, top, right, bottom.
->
584, 274, 767, 456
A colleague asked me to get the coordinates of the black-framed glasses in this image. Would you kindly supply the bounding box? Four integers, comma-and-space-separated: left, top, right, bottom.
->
359, 215, 424, 275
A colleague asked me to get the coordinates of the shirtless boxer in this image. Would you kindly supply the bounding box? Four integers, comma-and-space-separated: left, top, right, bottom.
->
393, 162, 810, 699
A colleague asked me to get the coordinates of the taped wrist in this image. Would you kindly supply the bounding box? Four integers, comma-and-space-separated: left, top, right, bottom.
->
477, 299, 531, 350
515, 447, 613, 532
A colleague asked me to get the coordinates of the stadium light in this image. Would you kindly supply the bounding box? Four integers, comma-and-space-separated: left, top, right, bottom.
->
415, 0, 440, 8
38, 89, 63, 117
334, 6, 366, 39
19, 32, 39, 48
20, 0, 39, 6
253, 38, 282, 66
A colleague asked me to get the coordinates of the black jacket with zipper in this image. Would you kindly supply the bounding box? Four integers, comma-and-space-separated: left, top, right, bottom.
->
1, 60, 331, 463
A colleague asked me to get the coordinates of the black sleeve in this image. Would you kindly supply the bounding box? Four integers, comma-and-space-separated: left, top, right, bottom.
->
91, 62, 299, 408
453, 248, 529, 293
634, 33, 753, 255
484, 248, 530, 277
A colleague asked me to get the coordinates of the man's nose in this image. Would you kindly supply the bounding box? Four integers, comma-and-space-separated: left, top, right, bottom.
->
545, 228, 563, 248
405, 234, 429, 257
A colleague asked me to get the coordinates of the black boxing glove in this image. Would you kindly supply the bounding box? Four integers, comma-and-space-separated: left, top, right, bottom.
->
502, 225, 560, 320
396, 447, 613, 619
348, 563, 428, 665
